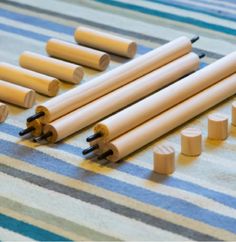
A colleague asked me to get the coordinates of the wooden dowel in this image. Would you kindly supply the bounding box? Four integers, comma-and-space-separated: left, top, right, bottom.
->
0, 102, 8, 123
102, 73, 236, 162
74, 26, 137, 58
0, 63, 59, 97
232, 102, 236, 126
94, 52, 236, 142
31, 36, 193, 124
19, 51, 84, 84
0, 80, 35, 108
38, 52, 199, 143
46, 38, 110, 71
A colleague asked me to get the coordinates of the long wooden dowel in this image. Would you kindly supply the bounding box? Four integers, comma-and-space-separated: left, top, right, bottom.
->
29, 36, 193, 124
101, 73, 236, 162
94, 52, 236, 142
0, 102, 8, 123
34, 52, 200, 142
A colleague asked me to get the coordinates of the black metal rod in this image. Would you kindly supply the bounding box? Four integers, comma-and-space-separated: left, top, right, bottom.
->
33, 132, 52, 142
198, 53, 205, 59
82, 144, 99, 155
19, 126, 35, 136
86, 132, 103, 142
97, 149, 113, 160
27, 111, 45, 123
191, 35, 199, 44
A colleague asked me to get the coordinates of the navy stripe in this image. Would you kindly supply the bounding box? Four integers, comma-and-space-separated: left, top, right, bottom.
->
95, 0, 236, 36
0, 139, 236, 233
0, 213, 70, 241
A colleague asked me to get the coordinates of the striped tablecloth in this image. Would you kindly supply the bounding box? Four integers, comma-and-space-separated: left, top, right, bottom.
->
0, 0, 236, 241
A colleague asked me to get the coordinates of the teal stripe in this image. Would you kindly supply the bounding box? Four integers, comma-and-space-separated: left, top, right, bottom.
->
0, 213, 71, 241
95, 0, 236, 36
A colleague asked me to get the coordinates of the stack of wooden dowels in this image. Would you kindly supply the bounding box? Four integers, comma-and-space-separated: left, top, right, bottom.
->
21, 35, 200, 140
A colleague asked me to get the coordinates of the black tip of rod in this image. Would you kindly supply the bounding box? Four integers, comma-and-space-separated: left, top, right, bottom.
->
33, 132, 52, 143
97, 149, 113, 160
86, 132, 103, 142
82, 144, 99, 155
198, 53, 205, 59
191, 35, 199, 44
27, 111, 45, 123
19, 126, 35, 136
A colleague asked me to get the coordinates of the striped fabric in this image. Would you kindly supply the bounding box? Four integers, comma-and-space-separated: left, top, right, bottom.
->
0, 0, 235, 241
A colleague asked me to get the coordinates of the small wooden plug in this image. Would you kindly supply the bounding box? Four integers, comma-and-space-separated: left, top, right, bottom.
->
181, 127, 202, 156
153, 144, 175, 175
208, 113, 228, 140
232, 102, 236, 126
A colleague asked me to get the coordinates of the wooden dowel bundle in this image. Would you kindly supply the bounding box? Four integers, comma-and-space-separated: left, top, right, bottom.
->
0, 102, 8, 123
0, 80, 35, 108
36, 52, 200, 142
46, 38, 110, 71
29, 36, 193, 124
101, 73, 236, 162
93, 52, 236, 142
74, 26, 137, 58
19, 52, 84, 84
0, 63, 60, 97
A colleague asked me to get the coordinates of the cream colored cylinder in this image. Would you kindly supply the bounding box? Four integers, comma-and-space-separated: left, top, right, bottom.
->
95, 52, 236, 142
153, 144, 175, 175
232, 102, 236, 126
0, 102, 8, 123
42, 52, 199, 143
74, 26, 137, 58
19, 51, 84, 84
36, 36, 192, 124
208, 113, 228, 140
181, 128, 202, 156
46, 38, 110, 71
0, 63, 59, 97
0, 80, 35, 108
104, 73, 236, 162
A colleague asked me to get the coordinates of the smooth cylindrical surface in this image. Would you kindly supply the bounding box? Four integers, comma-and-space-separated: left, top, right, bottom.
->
104, 73, 236, 162
74, 26, 137, 58
19, 51, 84, 84
27, 119, 43, 137
181, 128, 202, 156
36, 36, 192, 124
42, 53, 199, 143
95, 52, 236, 142
0, 102, 8, 123
0, 80, 35, 108
46, 38, 110, 71
208, 113, 228, 140
0, 63, 59, 97
232, 102, 236, 126
153, 144, 175, 175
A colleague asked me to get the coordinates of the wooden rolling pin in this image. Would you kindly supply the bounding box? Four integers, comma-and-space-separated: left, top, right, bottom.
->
0, 102, 8, 123
0, 80, 35, 108
30, 52, 201, 142
46, 38, 110, 71
19, 52, 84, 84
97, 73, 236, 162
91, 51, 236, 143
0, 63, 60, 97
27, 36, 196, 124
74, 26, 137, 58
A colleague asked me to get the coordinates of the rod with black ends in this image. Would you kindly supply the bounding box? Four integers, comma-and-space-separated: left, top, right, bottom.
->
33, 132, 52, 143
198, 53, 206, 59
190, 35, 199, 44
19, 126, 35, 136
82, 144, 99, 155
97, 149, 113, 160
86, 132, 103, 142
27, 111, 45, 123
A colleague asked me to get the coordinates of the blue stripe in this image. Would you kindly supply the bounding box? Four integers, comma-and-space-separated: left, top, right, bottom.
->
0, 213, 70, 241
0, 138, 236, 233
187, 0, 236, 10
95, 0, 236, 36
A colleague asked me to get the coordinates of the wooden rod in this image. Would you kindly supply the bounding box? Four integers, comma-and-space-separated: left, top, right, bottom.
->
0, 102, 8, 123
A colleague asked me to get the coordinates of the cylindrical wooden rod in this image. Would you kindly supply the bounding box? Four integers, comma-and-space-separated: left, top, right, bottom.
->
94, 52, 236, 142
0, 80, 35, 108
0, 63, 60, 97
19, 51, 84, 84
33, 36, 193, 124
46, 38, 110, 71
104, 73, 236, 162
0, 102, 8, 123
40, 52, 199, 143
74, 26, 137, 58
